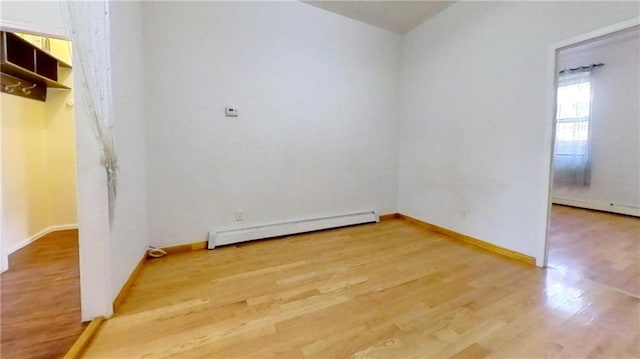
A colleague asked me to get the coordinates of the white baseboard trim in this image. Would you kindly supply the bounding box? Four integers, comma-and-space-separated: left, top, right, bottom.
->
209, 211, 378, 249
8, 224, 79, 255
552, 198, 640, 217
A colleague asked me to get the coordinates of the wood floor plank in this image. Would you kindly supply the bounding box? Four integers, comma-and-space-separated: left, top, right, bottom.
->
1, 230, 86, 359
83, 210, 639, 358
549, 205, 640, 295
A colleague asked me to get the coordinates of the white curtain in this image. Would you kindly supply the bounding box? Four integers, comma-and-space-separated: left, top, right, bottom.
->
554, 70, 592, 186
61, 1, 118, 225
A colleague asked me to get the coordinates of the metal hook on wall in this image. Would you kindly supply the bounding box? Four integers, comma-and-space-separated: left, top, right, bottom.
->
22, 83, 37, 95
4, 80, 21, 93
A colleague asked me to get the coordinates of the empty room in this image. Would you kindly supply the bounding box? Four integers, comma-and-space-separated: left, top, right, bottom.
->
0, 1, 638, 358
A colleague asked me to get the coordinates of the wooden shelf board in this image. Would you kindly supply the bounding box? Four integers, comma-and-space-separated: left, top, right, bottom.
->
1, 61, 70, 89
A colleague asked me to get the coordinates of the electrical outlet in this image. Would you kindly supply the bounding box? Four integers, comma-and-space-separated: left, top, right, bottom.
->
235, 209, 243, 221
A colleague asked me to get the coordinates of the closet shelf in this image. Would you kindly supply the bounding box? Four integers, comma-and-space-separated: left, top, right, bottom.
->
1, 61, 70, 89
0, 31, 71, 101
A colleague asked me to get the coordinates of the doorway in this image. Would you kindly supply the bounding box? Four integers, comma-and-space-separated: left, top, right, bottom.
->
0, 30, 87, 357
544, 23, 640, 295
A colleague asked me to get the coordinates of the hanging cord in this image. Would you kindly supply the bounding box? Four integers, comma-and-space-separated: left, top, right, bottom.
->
147, 246, 167, 258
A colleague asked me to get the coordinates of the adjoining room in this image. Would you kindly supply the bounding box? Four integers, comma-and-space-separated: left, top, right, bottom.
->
0, 31, 83, 358
548, 25, 640, 296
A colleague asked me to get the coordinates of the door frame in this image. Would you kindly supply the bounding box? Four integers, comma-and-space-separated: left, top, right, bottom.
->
540, 17, 640, 267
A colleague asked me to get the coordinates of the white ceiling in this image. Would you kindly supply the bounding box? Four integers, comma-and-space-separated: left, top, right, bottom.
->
302, 1, 455, 34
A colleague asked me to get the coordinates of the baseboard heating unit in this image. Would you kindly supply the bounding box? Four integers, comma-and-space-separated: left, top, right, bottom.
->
207, 210, 378, 249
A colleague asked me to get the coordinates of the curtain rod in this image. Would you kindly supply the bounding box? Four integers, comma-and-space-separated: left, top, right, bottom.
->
558, 63, 604, 74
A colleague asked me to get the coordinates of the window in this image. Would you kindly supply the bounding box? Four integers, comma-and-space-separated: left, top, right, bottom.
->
553, 70, 592, 186
555, 80, 591, 157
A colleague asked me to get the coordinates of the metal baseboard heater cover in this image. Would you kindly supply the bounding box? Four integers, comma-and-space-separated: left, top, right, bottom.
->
208, 210, 379, 249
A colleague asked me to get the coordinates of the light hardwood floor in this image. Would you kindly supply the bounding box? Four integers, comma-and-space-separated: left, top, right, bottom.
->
1, 230, 87, 359
83, 218, 639, 358
548, 205, 640, 296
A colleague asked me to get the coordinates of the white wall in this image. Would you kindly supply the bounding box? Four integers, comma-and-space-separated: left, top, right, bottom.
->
1, 94, 50, 253
553, 27, 640, 212
73, 88, 112, 320
143, 1, 400, 248
398, 2, 639, 264
0, 1, 65, 38
45, 88, 78, 227
72, 1, 150, 319
108, 1, 149, 300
